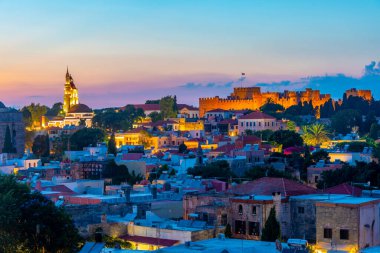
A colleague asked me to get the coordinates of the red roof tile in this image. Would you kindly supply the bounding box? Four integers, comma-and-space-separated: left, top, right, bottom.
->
122, 153, 143, 160
324, 183, 362, 197
119, 235, 179, 247
178, 104, 198, 110
239, 111, 276, 120
227, 177, 317, 197
133, 104, 161, 111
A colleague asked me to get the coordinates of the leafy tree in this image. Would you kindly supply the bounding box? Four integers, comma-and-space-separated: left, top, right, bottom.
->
286, 121, 297, 132
145, 99, 160, 104
311, 150, 330, 163
320, 99, 335, 118
159, 96, 177, 118
102, 160, 143, 185
252, 130, 274, 141
178, 143, 187, 153
369, 123, 380, 140
32, 134, 50, 157
148, 111, 164, 123
108, 133, 117, 156
331, 109, 361, 135
269, 130, 303, 148
24, 103, 48, 127
93, 106, 145, 132
317, 161, 380, 189
187, 160, 235, 181
260, 103, 284, 115
302, 124, 330, 146
224, 223, 233, 238
46, 102, 63, 116
244, 166, 294, 181
261, 207, 280, 242
2, 125, 16, 153
0, 175, 81, 253
21, 108, 33, 128
69, 128, 105, 151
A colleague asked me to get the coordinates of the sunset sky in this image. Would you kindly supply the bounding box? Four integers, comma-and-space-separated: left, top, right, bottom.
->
1, 0, 379, 108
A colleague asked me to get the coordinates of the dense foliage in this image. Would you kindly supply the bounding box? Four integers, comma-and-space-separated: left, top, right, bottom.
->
93, 105, 145, 131
261, 207, 280, 241
0, 175, 81, 253
2, 125, 16, 153
244, 166, 294, 181
107, 132, 117, 156
269, 130, 304, 148
102, 160, 143, 185
317, 161, 380, 189
32, 134, 50, 157
69, 128, 105, 151
187, 160, 235, 181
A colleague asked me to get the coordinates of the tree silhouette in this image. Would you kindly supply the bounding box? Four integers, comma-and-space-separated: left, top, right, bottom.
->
2, 125, 16, 153
261, 207, 280, 242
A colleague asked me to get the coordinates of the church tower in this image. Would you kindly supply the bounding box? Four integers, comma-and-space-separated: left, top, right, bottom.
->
63, 67, 79, 114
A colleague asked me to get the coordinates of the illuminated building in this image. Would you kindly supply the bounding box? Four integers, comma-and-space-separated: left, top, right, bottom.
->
63, 67, 79, 114
45, 68, 93, 128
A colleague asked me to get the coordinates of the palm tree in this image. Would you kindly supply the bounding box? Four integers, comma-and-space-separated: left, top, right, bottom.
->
302, 123, 330, 146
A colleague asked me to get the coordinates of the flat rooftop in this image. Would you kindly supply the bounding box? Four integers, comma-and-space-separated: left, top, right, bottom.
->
290, 194, 351, 201
318, 196, 380, 205
155, 238, 289, 253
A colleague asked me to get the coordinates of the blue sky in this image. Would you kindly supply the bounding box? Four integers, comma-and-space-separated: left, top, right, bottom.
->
0, 0, 379, 107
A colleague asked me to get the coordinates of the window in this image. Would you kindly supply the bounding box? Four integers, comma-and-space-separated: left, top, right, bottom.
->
221, 214, 228, 226
235, 220, 246, 234
298, 207, 305, 214
246, 122, 249, 127
238, 204, 243, 214
324, 228, 332, 239
252, 206, 257, 215
340, 229, 349, 240
272, 122, 274, 126
259, 122, 261, 127
248, 222, 260, 236
250, 122, 252, 127
253, 122, 256, 126
241, 122, 244, 127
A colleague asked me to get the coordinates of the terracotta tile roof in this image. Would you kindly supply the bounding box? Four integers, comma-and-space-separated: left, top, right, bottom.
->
206, 109, 229, 113
177, 104, 198, 110
324, 183, 362, 197
119, 235, 179, 247
122, 153, 143, 160
239, 111, 276, 120
227, 177, 318, 197
211, 143, 236, 154
218, 119, 238, 125
133, 104, 160, 111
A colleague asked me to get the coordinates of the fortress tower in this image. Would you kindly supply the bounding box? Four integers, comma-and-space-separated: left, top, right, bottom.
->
63, 67, 79, 114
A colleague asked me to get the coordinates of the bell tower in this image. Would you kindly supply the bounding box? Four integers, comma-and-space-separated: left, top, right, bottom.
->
63, 67, 79, 114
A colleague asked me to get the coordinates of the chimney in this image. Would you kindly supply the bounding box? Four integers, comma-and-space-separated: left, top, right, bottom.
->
272, 192, 281, 221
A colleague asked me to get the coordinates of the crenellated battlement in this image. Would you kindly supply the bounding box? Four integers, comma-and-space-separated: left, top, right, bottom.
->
199, 86, 368, 117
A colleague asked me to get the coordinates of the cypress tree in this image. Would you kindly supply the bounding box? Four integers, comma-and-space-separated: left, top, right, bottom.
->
224, 223, 233, 238
2, 125, 15, 153
261, 207, 281, 242
108, 132, 117, 156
